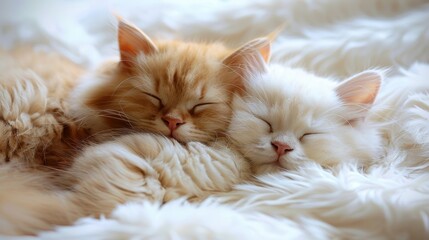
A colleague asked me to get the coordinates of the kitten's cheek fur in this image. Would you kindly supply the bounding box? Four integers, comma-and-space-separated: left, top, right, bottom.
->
171, 126, 189, 142
278, 152, 299, 170
279, 160, 299, 171
253, 163, 282, 175
302, 139, 343, 167
241, 143, 275, 165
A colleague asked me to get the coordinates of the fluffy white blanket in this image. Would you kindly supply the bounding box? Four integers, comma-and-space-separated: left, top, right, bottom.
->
2, 0, 429, 239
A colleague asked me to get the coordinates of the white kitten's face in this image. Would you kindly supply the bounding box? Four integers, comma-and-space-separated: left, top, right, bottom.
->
229, 65, 381, 174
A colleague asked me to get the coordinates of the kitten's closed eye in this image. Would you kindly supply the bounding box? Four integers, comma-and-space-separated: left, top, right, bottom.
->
255, 115, 273, 133
190, 102, 218, 114
299, 133, 319, 141
142, 92, 164, 108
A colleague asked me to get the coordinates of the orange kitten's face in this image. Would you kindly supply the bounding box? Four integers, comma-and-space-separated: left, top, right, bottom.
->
80, 19, 270, 143
103, 43, 233, 143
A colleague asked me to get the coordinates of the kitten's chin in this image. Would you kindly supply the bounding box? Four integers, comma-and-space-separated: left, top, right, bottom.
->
253, 163, 283, 175
174, 136, 214, 144
171, 129, 215, 144
168, 133, 208, 144
170, 133, 188, 144
278, 159, 299, 171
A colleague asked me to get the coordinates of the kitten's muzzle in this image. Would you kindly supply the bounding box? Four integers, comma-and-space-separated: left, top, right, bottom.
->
271, 141, 294, 157
162, 115, 185, 133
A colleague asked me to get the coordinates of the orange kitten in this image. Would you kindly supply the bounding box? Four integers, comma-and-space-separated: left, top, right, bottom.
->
70, 19, 270, 143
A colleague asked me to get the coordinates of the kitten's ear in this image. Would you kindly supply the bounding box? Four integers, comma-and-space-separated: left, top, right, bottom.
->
117, 18, 158, 68
254, 37, 271, 63
262, 23, 286, 62
223, 37, 270, 84
335, 71, 382, 106
259, 41, 271, 63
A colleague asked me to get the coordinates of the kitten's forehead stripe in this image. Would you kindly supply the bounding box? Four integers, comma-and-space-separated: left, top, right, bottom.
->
199, 85, 206, 100
136, 42, 230, 108
154, 75, 160, 93
172, 70, 179, 83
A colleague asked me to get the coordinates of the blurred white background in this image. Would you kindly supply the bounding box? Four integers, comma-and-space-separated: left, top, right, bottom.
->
1, 0, 429, 77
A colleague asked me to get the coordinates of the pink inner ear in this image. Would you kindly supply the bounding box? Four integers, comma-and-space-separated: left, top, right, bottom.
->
223, 38, 270, 78
336, 71, 382, 105
118, 20, 158, 67
258, 40, 271, 63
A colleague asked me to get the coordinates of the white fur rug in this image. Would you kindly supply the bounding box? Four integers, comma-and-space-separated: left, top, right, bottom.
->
1, 0, 429, 239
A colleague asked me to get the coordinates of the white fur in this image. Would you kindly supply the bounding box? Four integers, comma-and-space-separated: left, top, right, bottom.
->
2, 0, 429, 239
370, 64, 429, 173
210, 163, 429, 239
39, 200, 324, 240
229, 64, 382, 173
37, 162, 429, 239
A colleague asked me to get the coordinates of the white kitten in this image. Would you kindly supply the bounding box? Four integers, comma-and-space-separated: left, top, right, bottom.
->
229, 64, 383, 174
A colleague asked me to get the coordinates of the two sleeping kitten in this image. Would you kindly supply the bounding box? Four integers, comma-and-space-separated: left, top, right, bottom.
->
60, 19, 384, 217
1, 19, 386, 235
70, 19, 383, 173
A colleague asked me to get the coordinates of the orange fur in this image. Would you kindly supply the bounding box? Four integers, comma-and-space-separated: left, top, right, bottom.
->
0, 46, 84, 99
0, 47, 89, 168
0, 164, 81, 236
71, 19, 270, 143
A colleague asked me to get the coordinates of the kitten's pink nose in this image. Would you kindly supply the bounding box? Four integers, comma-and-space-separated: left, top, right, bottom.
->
271, 141, 293, 156
162, 116, 185, 132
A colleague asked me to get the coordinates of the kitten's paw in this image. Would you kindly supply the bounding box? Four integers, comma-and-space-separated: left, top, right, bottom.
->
120, 133, 180, 158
